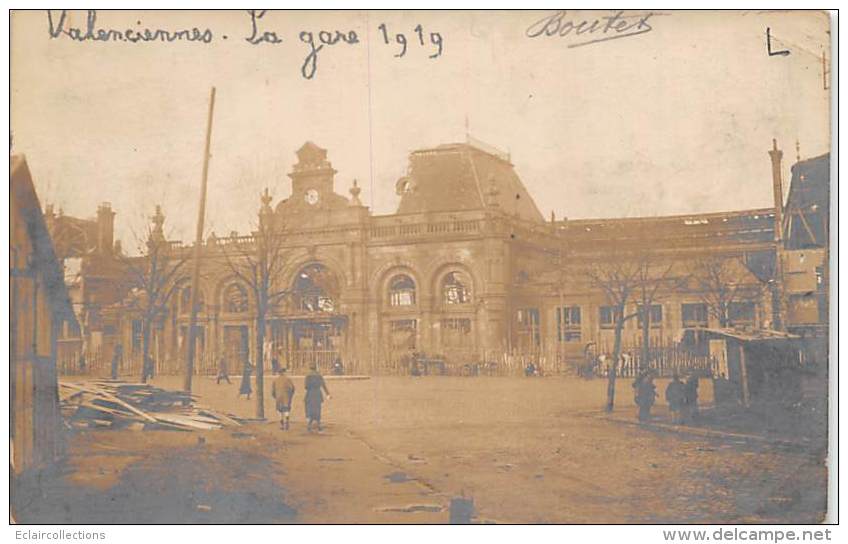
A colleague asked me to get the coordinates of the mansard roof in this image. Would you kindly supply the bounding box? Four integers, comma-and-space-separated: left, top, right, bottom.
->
396, 142, 545, 223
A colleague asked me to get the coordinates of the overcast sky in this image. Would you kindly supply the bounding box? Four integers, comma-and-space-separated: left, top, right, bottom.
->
11, 10, 831, 251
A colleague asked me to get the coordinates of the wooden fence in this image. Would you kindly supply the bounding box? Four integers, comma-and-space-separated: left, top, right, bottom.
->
592, 338, 717, 378
57, 340, 714, 379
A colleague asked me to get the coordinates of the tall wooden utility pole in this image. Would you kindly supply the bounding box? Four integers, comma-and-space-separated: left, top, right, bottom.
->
557, 239, 565, 373
184, 87, 216, 392
768, 138, 786, 331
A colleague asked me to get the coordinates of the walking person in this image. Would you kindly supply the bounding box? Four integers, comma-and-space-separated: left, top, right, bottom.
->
271, 367, 295, 430
304, 363, 330, 432
216, 356, 231, 385
238, 360, 253, 400
665, 373, 686, 424
142, 353, 154, 383
636, 372, 657, 422
683, 374, 700, 424
110, 344, 123, 380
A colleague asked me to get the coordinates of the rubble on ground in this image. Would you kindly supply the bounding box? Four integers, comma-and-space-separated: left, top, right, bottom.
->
59, 380, 242, 431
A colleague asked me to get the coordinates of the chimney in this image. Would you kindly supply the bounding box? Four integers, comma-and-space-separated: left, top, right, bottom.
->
768, 139, 784, 243
96, 202, 115, 254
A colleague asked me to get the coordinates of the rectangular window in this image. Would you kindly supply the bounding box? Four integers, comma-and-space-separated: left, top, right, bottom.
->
390, 290, 415, 307
441, 318, 472, 333
599, 306, 618, 329
390, 319, 417, 333
637, 304, 663, 328
441, 318, 472, 348
390, 319, 417, 350
515, 308, 541, 348
556, 306, 581, 342
728, 301, 756, 326
681, 303, 709, 327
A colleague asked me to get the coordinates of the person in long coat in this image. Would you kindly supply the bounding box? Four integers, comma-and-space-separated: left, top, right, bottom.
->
271, 367, 295, 430
683, 374, 700, 424
239, 360, 253, 400
110, 344, 123, 380
665, 374, 686, 424
216, 356, 231, 385
304, 363, 330, 432
636, 373, 657, 422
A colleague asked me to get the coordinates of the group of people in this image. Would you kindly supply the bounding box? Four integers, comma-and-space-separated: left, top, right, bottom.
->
632, 370, 700, 424
216, 357, 332, 432
524, 361, 543, 377
270, 364, 331, 432
664, 373, 700, 425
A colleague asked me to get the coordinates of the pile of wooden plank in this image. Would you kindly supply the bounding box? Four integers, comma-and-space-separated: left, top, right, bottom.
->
59, 380, 242, 431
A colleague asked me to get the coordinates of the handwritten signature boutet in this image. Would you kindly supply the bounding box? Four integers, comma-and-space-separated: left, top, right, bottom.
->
525, 10, 654, 48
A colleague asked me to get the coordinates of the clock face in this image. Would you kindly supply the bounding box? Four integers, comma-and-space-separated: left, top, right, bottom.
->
305, 189, 319, 205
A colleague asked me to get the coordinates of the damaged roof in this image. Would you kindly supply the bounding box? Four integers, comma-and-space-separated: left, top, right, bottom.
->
785, 153, 829, 249
396, 142, 545, 223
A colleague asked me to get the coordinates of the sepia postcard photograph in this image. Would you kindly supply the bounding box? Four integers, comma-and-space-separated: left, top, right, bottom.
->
6, 6, 837, 530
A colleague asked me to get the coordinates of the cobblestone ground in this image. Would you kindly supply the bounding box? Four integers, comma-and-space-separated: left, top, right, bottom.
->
22, 374, 828, 524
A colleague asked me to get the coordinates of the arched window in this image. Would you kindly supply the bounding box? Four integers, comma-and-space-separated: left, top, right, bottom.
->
389, 275, 416, 307
293, 264, 337, 313
223, 283, 248, 313
442, 271, 472, 305
179, 286, 205, 315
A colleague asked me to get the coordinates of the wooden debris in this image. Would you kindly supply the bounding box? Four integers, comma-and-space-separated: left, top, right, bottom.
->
375, 504, 444, 513
58, 380, 241, 432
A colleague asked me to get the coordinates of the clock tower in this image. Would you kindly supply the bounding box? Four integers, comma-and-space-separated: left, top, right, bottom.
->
288, 141, 337, 207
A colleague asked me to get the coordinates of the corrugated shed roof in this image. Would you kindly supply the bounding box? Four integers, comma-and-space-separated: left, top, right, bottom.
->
683, 327, 800, 343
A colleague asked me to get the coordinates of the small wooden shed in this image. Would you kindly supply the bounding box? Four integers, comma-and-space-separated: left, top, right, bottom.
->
682, 327, 803, 407
10, 155, 78, 475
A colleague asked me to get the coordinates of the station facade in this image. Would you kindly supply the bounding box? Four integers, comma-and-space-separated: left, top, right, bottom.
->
51, 140, 829, 375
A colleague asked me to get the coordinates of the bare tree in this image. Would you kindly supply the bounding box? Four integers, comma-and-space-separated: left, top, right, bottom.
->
686, 255, 763, 328
584, 251, 680, 412
121, 207, 188, 382
633, 257, 684, 372
220, 189, 290, 419
584, 256, 641, 412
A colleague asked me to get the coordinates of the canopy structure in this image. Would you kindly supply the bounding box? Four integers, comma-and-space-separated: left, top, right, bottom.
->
682, 327, 803, 407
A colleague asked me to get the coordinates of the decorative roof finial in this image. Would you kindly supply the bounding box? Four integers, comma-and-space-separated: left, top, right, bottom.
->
150, 205, 166, 243
796, 139, 801, 163
349, 178, 363, 206
260, 187, 273, 210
